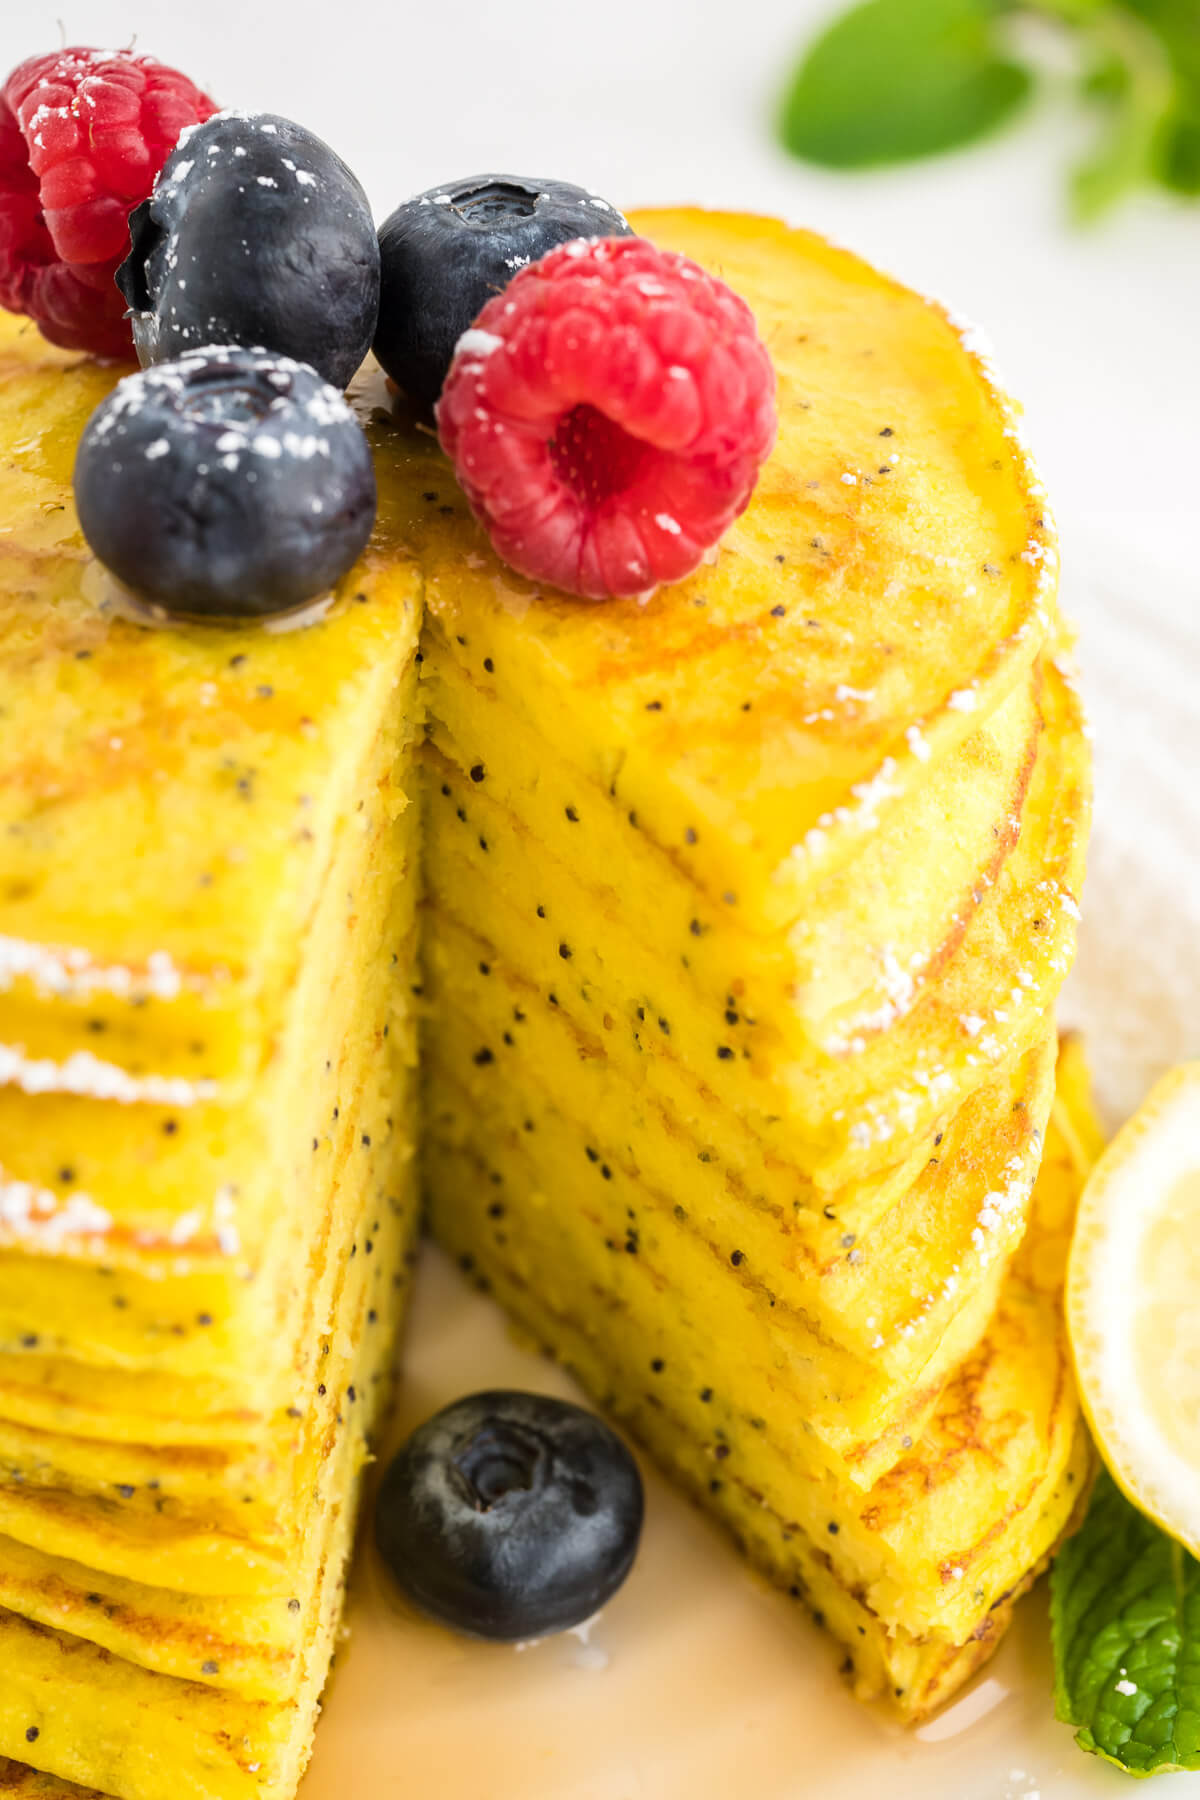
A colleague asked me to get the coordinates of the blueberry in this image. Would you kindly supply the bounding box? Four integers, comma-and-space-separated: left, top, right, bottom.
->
374, 1389, 643, 1640
73, 346, 376, 621
373, 175, 633, 412
116, 112, 380, 391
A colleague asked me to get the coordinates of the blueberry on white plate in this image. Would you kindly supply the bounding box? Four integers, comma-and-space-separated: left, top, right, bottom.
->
374, 1389, 644, 1640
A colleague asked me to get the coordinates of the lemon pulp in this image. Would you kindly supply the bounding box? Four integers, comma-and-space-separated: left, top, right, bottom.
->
1134, 1168, 1200, 1470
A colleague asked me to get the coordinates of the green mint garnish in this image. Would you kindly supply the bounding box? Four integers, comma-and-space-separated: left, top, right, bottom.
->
1051, 1467, 1200, 1774
778, 0, 1032, 170
777, 0, 1200, 219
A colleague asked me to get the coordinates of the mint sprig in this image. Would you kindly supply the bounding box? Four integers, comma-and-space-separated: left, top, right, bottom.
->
778, 0, 1033, 168
778, 0, 1200, 218
1051, 1468, 1200, 1774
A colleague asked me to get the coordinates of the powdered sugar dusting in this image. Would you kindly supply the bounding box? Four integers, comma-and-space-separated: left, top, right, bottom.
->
455, 329, 504, 362
0, 1046, 216, 1107
0, 1176, 113, 1249
0, 938, 186, 1003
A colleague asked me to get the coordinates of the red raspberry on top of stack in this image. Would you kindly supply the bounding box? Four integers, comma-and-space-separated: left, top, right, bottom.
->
437, 236, 777, 601
0, 46, 215, 357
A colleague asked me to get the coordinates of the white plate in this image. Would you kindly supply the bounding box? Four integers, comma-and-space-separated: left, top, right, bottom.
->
303, 535, 1200, 1799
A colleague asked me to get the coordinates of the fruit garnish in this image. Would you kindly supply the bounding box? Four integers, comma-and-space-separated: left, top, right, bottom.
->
374, 1390, 644, 1640
73, 345, 376, 620
1066, 1061, 1200, 1556
1053, 1062, 1200, 1773
1052, 1468, 1200, 1775
0, 46, 215, 357
116, 111, 379, 391
436, 236, 777, 600
373, 174, 633, 412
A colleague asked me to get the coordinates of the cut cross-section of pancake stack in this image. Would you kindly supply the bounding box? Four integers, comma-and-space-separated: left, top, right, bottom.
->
415, 211, 1093, 1721
0, 321, 423, 1799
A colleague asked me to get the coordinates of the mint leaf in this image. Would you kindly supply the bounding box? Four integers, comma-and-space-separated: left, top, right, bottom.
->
1051, 1468, 1200, 1774
779, 0, 1033, 169
1159, 109, 1200, 193
1124, 0, 1200, 194
776, 0, 1200, 215
1067, 3, 1176, 217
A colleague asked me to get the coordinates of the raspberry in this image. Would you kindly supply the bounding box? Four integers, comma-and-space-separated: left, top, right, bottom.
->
436, 237, 777, 600
0, 46, 216, 357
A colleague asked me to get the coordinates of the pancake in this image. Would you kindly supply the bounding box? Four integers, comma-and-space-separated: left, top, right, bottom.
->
0, 1764, 103, 1799
0, 304, 425, 1795
0, 1099, 413, 1798
424, 1022, 1054, 1369
432, 1036, 1099, 1716
0, 1068, 413, 1575
0, 313, 424, 1092
0, 920, 414, 1382
0, 1135, 415, 1699
421, 656, 1084, 1188
404, 208, 1056, 936
0, 776, 419, 1259
411, 206, 1090, 1719
420, 639, 1044, 1059
0, 977, 415, 1446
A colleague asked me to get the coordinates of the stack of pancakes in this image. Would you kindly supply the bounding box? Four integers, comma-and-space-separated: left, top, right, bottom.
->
416, 211, 1093, 1720
0, 204, 1093, 1795
0, 323, 423, 1798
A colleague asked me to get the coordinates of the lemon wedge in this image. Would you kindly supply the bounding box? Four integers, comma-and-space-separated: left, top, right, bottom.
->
1067, 1062, 1200, 1553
